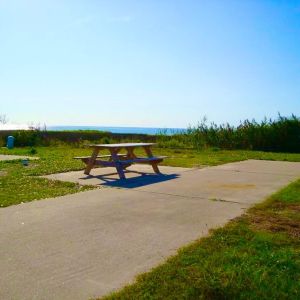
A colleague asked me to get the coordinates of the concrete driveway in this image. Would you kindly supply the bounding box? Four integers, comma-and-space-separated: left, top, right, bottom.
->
1, 160, 300, 300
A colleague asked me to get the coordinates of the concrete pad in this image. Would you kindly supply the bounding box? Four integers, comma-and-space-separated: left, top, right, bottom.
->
43, 161, 300, 205
0, 154, 38, 161
42, 165, 193, 187
0, 188, 244, 300
1, 160, 300, 300
134, 167, 299, 205
213, 159, 300, 176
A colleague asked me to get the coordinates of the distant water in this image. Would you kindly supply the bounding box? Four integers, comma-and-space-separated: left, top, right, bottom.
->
48, 126, 186, 135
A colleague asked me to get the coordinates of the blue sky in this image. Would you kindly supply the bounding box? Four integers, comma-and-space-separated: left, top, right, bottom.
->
1, 0, 299, 128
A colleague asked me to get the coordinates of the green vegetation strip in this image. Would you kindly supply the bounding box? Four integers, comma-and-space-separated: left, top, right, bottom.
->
0, 146, 300, 207
0, 147, 95, 207
101, 180, 300, 300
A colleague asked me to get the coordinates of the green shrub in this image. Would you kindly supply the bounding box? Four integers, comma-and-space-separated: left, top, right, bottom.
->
14, 130, 41, 147
187, 115, 300, 153
29, 147, 37, 155
100, 137, 111, 144
157, 139, 187, 149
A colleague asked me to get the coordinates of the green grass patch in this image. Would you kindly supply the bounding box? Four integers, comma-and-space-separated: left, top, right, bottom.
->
101, 179, 300, 300
0, 160, 93, 207
0, 146, 95, 207
160, 147, 300, 168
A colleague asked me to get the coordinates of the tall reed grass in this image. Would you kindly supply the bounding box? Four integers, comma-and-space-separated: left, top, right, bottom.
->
184, 115, 300, 152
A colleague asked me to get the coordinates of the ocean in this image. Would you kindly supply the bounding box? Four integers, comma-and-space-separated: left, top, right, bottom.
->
47, 126, 186, 135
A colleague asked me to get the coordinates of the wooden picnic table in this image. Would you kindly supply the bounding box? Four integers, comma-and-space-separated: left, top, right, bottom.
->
75, 143, 166, 180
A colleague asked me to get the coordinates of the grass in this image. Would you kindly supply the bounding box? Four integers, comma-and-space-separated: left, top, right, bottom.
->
101, 179, 300, 300
0, 165, 91, 207
159, 147, 300, 168
0, 146, 300, 207
0, 146, 95, 207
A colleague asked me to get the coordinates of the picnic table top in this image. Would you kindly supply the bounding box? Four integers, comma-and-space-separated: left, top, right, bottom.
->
89, 143, 155, 149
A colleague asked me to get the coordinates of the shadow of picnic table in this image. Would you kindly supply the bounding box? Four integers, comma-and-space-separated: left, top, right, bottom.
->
80, 170, 179, 188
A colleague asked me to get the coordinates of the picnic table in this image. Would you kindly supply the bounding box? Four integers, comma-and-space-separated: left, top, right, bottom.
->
75, 143, 166, 180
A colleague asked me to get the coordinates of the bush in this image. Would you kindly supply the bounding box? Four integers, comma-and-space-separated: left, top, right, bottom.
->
14, 130, 41, 147
187, 115, 300, 153
29, 148, 37, 155
0, 129, 156, 147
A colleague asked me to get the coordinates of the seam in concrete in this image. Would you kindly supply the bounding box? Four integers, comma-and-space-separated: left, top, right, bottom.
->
162, 167, 200, 173
122, 188, 243, 204
204, 168, 298, 177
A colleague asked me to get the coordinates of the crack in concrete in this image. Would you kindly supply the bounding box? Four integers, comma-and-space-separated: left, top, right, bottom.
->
203, 168, 297, 177
127, 188, 243, 204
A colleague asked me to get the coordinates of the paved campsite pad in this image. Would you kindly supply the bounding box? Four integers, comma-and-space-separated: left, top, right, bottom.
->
1, 160, 300, 300
0, 154, 39, 161
42, 165, 193, 186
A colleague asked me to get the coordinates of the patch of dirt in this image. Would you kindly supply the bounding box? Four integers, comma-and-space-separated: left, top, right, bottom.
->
0, 171, 7, 177
269, 202, 300, 211
24, 163, 38, 169
193, 164, 210, 169
249, 213, 300, 239
287, 204, 300, 212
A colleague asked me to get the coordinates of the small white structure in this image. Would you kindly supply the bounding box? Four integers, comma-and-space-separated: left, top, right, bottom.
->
0, 123, 30, 130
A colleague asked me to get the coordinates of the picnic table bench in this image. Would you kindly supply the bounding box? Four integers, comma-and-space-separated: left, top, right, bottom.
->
74, 143, 166, 179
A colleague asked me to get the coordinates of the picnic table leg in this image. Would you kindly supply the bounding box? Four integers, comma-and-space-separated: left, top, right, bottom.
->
119, 147, 135, 170
125, 147, 137, 159
143, 146, 161, 174
84, 148, 99, 175
108, 148, 122, 162
109, 148, 126, 180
